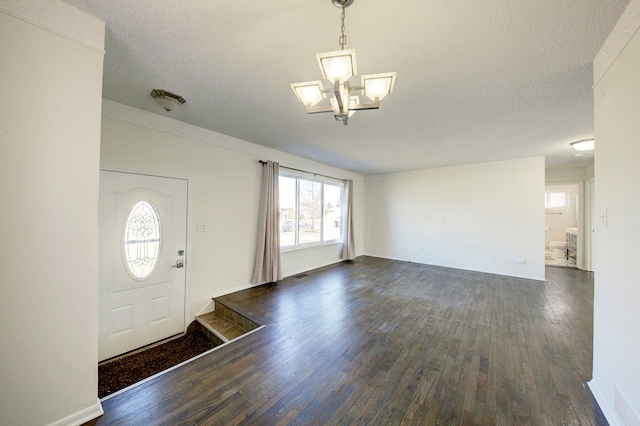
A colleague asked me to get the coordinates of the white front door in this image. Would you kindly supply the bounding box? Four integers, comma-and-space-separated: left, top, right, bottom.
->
99, 171, 188, 361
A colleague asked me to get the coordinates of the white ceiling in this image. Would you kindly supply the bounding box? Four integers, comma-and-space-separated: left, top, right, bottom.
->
61, 0, 629, 175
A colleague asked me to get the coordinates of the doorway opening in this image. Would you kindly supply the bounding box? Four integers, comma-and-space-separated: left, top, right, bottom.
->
545, 183, 579, 267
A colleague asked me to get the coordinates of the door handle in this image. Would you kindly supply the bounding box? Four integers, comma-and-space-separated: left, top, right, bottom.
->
172, 259, 184, 268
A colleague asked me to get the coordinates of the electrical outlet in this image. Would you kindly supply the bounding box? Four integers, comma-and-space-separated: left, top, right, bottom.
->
197, 224, 207, 232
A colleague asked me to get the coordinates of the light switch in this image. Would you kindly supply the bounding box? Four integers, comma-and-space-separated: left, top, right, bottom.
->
600, 208, 607, 228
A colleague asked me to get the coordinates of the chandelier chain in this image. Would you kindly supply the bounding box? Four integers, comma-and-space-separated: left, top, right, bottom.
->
339, 0, 347, 49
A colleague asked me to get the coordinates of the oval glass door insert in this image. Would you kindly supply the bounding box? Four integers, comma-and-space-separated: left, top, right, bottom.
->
123, 200, 161, 280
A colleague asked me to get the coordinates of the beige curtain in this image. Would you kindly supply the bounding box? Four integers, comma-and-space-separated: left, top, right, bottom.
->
251, 161, 282, 285
341, 179, 356, 260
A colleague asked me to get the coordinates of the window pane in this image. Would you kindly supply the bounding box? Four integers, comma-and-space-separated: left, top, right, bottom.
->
123, 200, 161, 280
279, 176, 296, 247
298, 179, 322, 244
548, 192, 565, 207
545, 190, 569, 209
323, 184, 342, 241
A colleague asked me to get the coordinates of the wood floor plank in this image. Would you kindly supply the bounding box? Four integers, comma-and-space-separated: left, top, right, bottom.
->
92, 257, 607, 425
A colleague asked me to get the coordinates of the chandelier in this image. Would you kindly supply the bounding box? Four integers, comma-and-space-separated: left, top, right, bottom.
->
290, 0, 396, 125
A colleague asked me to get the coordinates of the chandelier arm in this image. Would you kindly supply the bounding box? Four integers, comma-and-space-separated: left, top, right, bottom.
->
350, 98, 380, 111
349, 102, 380, 111
306, 106, 335, 114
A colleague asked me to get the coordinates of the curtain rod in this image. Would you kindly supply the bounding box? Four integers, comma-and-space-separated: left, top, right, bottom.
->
258, 160, 346, 182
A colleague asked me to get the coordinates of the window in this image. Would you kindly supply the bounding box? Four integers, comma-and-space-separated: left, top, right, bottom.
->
279, 174, 343, 249
123, 200, 161, 280
279, 176, 297, 247
544, 190, 570, 209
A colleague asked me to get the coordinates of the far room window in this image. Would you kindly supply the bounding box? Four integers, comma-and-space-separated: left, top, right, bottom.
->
544, 190, 570, 209
279, 174, 343, 250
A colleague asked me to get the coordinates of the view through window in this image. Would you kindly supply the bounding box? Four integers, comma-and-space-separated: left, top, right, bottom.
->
279, 175, 343, 249
544, 190, 570, 209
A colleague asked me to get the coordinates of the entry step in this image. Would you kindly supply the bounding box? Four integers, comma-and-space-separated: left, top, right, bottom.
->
195, 300, 260, 344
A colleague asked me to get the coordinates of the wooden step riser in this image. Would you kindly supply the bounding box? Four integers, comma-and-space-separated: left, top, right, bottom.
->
213, 300, 260, 332
194, 300, 262, 343
191, 321, 225, 345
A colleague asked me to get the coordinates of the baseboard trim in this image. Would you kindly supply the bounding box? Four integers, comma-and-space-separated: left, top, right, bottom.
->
194, 299, 215, 317
282, 258, 347, 279
588, 379, 623, 426
206, 258, 349, 301
209, 283, 257, 300
48, 398, 103, 426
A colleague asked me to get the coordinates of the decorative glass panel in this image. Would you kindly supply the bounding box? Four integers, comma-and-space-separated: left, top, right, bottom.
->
123, 200, 161, 280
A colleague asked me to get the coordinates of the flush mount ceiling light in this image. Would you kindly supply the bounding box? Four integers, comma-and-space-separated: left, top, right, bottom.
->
570, 138, 595, 152
291, 0, 396, 125
150, 89, 186, 112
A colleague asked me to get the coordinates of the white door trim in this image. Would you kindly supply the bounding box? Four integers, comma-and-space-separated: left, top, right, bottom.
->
584, 178, 595, 272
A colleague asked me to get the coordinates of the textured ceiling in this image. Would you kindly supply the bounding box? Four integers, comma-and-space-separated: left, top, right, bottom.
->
61, 0, 629, 175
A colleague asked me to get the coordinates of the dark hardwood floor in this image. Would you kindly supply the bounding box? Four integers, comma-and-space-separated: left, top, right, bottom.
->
94, 256, 606, 425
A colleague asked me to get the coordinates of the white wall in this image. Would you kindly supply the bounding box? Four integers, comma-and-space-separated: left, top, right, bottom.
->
364, 157, 545, 280
546, 164, 594, 183
100, 100, 364, 319
590, 1, 640, 423
0, 1, 104, 425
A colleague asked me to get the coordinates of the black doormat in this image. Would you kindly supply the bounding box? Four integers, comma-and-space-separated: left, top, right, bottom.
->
99, 330, 217, 398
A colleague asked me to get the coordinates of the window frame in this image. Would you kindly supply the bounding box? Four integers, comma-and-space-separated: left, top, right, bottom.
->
279, 172, 344, 252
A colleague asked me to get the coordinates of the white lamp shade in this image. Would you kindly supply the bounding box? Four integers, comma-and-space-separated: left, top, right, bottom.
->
150, 89, 185, 112
291, 81, 325, 106
153, 96, 175, 111
317, 49, 357, 83
362, 72, 396, 101
571, 139, 595, 151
